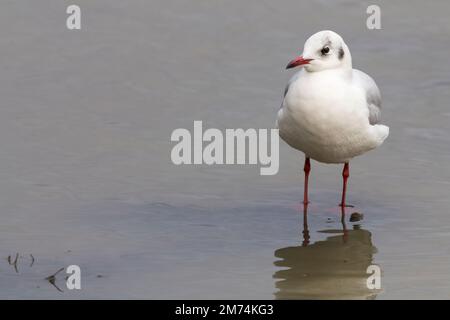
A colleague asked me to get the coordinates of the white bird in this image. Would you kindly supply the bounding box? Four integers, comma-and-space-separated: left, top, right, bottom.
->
276, 30, 389, 207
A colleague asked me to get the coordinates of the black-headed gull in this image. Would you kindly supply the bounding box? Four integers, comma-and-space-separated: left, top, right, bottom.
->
277, 30, 389, 207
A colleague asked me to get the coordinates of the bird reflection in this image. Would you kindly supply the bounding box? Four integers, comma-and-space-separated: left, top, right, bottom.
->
274, 205, 380, 299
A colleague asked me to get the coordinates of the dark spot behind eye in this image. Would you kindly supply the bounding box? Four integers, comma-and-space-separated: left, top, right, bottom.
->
339, 47, 344, 60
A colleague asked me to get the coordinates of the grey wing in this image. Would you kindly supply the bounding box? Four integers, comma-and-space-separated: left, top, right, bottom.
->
283, 82, 290, 97
352, 69, 382, 125
279, 80, 292, 109
280, 72, 301, 109
283, 73, 300, 97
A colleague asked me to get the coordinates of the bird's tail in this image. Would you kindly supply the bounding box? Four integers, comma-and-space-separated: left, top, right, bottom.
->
374, 124, 389, 145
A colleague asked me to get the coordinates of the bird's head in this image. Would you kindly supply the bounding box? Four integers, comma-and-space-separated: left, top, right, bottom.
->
286, 30, 352, 72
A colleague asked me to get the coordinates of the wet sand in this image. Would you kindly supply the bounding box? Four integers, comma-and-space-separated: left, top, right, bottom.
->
1, 0, 450, 298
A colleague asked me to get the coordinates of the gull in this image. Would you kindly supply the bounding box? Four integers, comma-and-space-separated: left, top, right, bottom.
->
276, 30, 389, 207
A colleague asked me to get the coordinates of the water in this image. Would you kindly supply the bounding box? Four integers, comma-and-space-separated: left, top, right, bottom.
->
1, 0, 450, 299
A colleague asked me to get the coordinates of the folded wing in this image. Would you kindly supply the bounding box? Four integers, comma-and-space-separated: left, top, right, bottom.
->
352, 69, 381, 125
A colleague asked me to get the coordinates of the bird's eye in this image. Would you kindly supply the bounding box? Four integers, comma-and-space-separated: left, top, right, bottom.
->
321, 46, 330, 55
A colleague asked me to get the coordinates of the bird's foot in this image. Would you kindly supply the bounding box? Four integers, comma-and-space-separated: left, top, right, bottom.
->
339, 203, 354, 208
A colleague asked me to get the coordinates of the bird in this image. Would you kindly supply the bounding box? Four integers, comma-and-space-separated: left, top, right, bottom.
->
276, 30, 389, 207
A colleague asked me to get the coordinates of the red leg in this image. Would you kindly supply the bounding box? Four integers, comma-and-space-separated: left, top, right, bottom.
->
303, 157, 311, 205
339, 162, 349, 207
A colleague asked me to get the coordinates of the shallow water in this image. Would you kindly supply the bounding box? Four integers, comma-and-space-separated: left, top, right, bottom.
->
1, 0, 450, 299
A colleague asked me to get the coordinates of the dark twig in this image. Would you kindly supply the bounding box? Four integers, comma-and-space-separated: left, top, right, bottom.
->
29, 254, 35, 267
45, 267, 65, 293
11, 253, 19, 273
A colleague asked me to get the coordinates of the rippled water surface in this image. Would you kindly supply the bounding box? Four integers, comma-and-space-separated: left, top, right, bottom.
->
1, 0, 450, 299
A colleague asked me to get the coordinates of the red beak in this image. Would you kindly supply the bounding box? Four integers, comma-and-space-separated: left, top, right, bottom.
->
286, 56, 313, 69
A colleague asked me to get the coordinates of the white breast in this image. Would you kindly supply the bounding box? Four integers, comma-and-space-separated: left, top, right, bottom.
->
277, 69, 386, 163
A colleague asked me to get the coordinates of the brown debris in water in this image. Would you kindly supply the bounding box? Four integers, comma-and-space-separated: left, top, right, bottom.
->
349, 212, 364, 222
